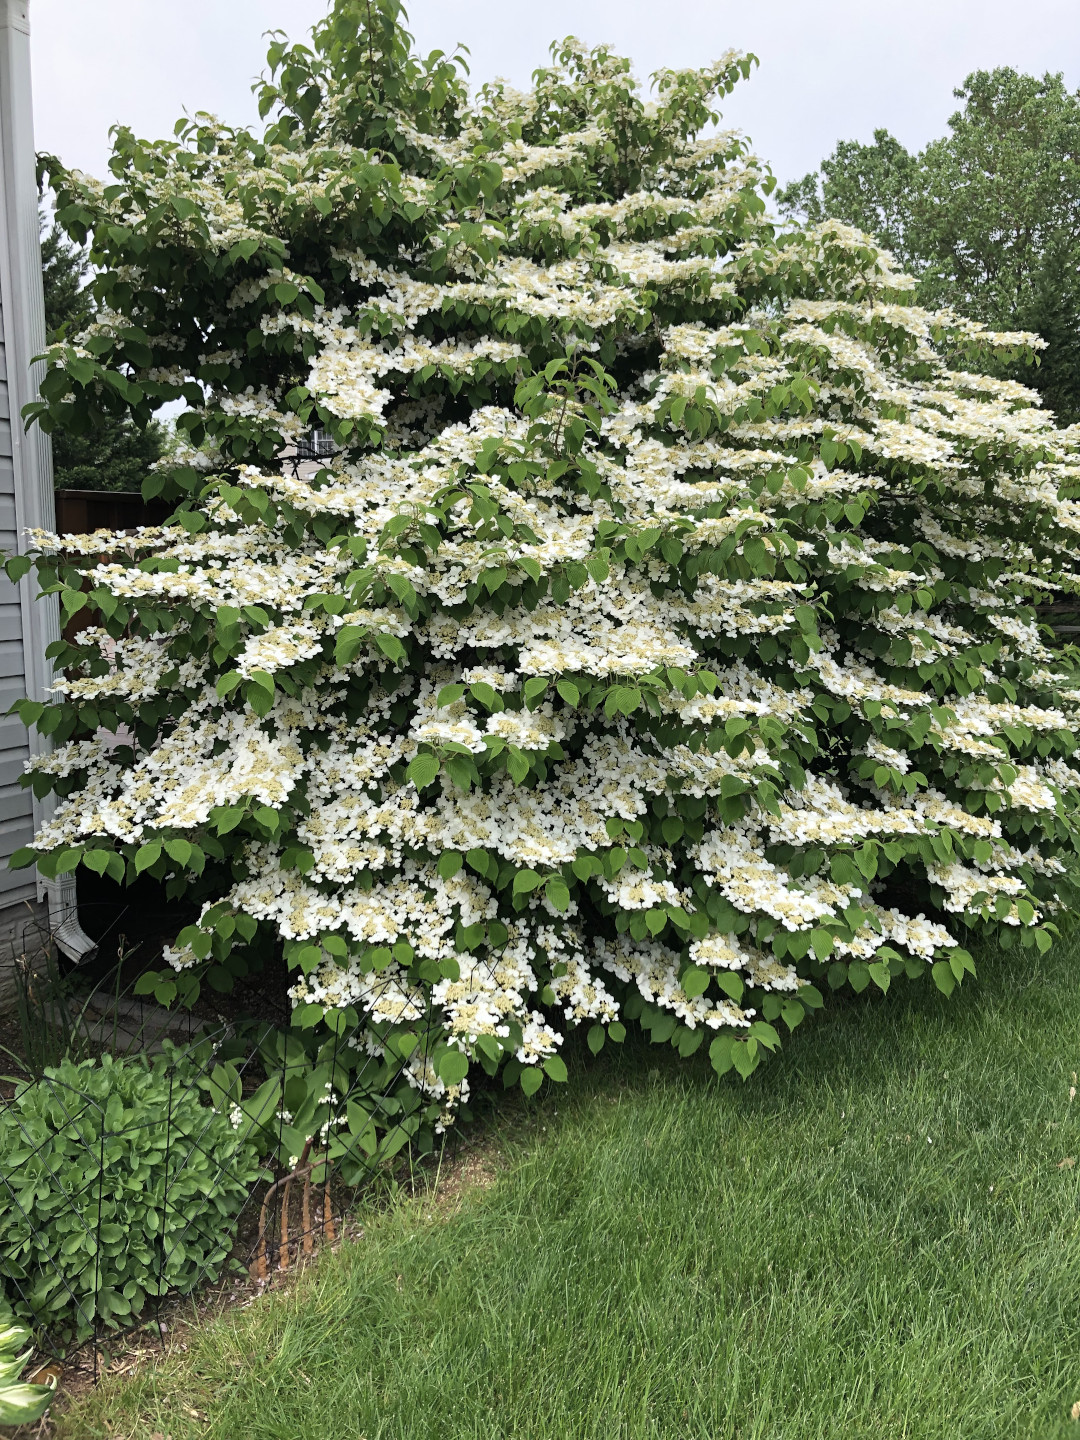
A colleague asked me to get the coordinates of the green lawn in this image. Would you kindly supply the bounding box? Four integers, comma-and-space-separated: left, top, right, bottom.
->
54, 939, 1080, 1440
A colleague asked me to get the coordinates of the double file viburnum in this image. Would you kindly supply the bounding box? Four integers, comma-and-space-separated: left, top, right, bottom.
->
14, 1, 1080, 1139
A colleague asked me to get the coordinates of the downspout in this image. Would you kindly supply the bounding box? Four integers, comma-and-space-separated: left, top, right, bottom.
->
0, 0, 95, 962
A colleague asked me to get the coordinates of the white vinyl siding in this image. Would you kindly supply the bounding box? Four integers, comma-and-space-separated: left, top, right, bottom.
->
0, 293, 34, 904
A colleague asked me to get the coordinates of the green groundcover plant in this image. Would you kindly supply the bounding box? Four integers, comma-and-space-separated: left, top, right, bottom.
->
8, 1, 1080, 1158
0, 1051, 260, 1341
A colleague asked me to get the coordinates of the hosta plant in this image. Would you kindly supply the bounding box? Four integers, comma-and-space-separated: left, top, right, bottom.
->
10, 1, 1080, 1151
0, 1300, 54, 1427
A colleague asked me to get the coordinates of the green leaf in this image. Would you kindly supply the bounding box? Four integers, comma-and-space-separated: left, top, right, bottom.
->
709, 1035, 734, 1076
546, 876, 571, 912
716, 971, 744, 1002
437, 850, 463, 879
677, 1027, 703, 1058
520, 1067, 543, 1096
0, 1382, 55, 1426
335, 625, 367, 665
506, 747, 530, 784
165, 838, 193, 868
730, 1039, 757, 1079
868, 961, 890, 992
464, 847, 492, 877
437, 1049, 469, 1085
748, 1020, 780, 1051
587, 1024, 606, 1055
216, 671, 243, 697
848, 961, 870, 993
780, 998, 804, 1031
645, 907, 668, 935
407, 754, 440, 790
543, 1055, 568, 1083
212, 805, 245, 834
470, 681, 499, 711
932, 961, 956, 996
810, 928, 834, 961
374, 633, 407, 665
246, 679, 275, 716
57, 847, 83, 876
14, 698, 43, 726
681, 965, 710, 998
135, 842, 162, 873
3, 553, 32, 584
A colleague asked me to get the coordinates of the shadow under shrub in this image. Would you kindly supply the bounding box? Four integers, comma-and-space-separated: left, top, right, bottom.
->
0, 1048, 260, 1343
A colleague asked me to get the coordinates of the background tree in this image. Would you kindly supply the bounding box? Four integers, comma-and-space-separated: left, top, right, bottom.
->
39, 214, 165, 491
779, 69, 1080, 424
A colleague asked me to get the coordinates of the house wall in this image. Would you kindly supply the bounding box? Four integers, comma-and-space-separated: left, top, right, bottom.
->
0, 0, 71, 1005
0, 292, 38, 903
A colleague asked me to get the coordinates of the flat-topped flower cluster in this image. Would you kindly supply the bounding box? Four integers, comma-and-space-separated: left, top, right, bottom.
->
16, 3, 1080, 1142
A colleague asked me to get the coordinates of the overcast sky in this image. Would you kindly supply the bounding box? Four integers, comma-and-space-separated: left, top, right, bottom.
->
29, 0, 1080, 188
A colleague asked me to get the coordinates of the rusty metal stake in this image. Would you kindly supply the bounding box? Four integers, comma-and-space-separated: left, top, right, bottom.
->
250, 1153, 314, 1283
323, 1152, 336, 1244
279, 1138, 313, 1271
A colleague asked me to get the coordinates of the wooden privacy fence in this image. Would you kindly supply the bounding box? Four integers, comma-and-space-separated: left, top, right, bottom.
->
53, 490, 171, 536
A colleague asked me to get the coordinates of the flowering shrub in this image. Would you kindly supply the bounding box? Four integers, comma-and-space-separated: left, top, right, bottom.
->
10, 2, 1080, 1144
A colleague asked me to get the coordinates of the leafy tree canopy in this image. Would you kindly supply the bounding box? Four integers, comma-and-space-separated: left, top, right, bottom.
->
40, 214, 165, 491
779, 69, 1080, 424
8, 2, 1080, 1158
